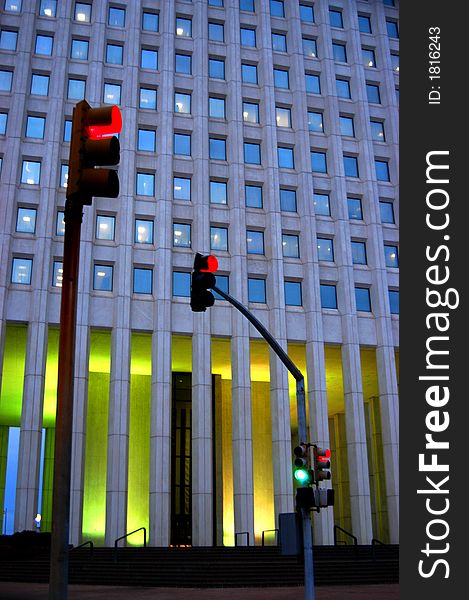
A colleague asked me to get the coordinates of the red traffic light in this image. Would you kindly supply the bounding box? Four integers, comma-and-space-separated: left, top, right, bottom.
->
318, 448, 331, 463
200, 255, 219, 273
86, 105, 122, 139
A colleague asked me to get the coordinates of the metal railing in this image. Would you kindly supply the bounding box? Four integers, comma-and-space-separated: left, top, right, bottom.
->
234, 531, 250, 547
371, 537, 386, 560
261, 529, 279, 547
70, 540, 94, 558
114, 527, 147, 562
333, 525, 358, 556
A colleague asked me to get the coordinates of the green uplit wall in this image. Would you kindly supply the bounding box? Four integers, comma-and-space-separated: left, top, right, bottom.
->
41, 428, 55, 532
82, 330, 111, 544
0, 324, 27, 426
43, 328, 59, 427
127, 332, 151, 546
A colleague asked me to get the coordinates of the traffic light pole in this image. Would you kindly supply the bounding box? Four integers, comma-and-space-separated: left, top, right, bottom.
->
49, 200, 83, 600
211, 285, 315, 600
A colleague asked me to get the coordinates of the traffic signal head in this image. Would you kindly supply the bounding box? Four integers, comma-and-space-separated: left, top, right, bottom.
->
67, 100, 122, 205
313, 446, 332, 483
190, 253, 218, 312
293, 444, 312, 486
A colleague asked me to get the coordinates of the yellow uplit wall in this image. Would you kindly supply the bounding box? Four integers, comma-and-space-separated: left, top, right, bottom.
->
43, 328, 59, 427
0, 324, 27, 426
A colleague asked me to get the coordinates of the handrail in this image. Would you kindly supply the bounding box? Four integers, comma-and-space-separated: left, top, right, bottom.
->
261, 529, 279, 547
235, 531, 250, 547
114, 527, 147, 562
333, 525, 358, 546
70, 540, 94, 557
371, 537, 386, 560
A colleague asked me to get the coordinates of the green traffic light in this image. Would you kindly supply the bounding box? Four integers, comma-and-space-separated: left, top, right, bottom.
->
294, 468, 309, 484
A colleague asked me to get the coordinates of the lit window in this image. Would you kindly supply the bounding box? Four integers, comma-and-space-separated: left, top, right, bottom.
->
52, 261, 63, 287
320, 284, 337, 309
5, 0, 22, 12
245, 185, 263, 208
209, 58, 225, 79
384, 244, 399, 268
278, 147, 294, 169
39, 1, 56, 17
280, 189, 297, 212
133, 268, 152, 294
355, 287, 371, 312
366, 83, 381, 104
386, 20, 399, 38
136, 173, 155, 196
329, 9, 343, 28
174, 177, 191, 201
68, 78, 85, 100
209, 97, 225, 118
313, 193, 330, 216
242, 63, 257, 84
74, 3, 91, 23
240, 0, 255, 11
138, 129, 156, 152
389, 290, 399, 314
21, 160, 41, 185
96, 215, 115, 241
210, 181, 227, 204
248, 278, 266, 303
108, 7, 125, 27
209, 22, 224, 42
103, 83, 120, 105
0, 70, 13, 92
142, 12, 159, 32
347, 197, 363, 220
282, 234, 299, 258
246, 230, 264, 254
303, 38, 317, 58
362, 48, 376, 68
358, 15, 371, 33
317, 238, 334, 262
336, 78, 351, 99
299, 4, 314, 22
379, 201, 395, 224
71, 39, 89, 60
93, 265, 113, 292
16, 208, 37, 233
308, 111, 323, 133
344, 155, 359, 177
244, 142, 261, 165
176, 17, 192, 37
25, 116, 45, 139
0, 30, 18, 51
140, 88, 157, 110
272, 33, 287, 52
31, 74, 49, 96
351, 241, 367, 265
175, 92, 191, 114
211, 227, 228, 251
56, 211, 65, 236
0, 112, 9, 135
35, 34, 53, 56
11, 258, 32, 285
332, 42, 347, 63
311, 151, 327, 174
175, 54, 191, 74
173, 223, 191, 247
174, 133, 191, 156
173, 271, 191, 297
285, 281, 302, 306
60, 164, 69, 188
141, 48, 158, 70
209, 138, 226, 160
339, 116, 354, 137
270, 0, 284, 17
371, 120, 385, 141
305, 73, 320, 94
375, 160, 390, 181
243, 102, 259, 123
135, 219, 154, 244
240, 27, 256, 47
273, 68, 289, 89
106, 43, 123, 65
276, 107, 291, 128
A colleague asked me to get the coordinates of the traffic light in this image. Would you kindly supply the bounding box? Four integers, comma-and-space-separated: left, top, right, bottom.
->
190, 253, 219, 312
296, 487, 315, 511
313, 446, 331, 483
67, 100, 122, 205
293, 444, 312, 486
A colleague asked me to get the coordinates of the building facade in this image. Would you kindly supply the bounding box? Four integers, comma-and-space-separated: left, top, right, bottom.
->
0, 0, 399, 547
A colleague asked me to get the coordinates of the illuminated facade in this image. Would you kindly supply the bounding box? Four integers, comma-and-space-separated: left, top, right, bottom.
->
0, 0, 399, 546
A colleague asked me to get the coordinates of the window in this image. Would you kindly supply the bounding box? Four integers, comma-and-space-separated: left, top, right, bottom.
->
351, 241, 367, 265
136, 172, 155, 196
311, 151, 327, 174
212, 274, 229, 300
140, 88, 157, 110
0, 30, 18, 51
240, 27, 256, 47
93, 265, 113, 292
240, 0, 255, 11
389, 290, 399, 314
12, 258, 32, 285
71, 39, 89, 60
305, 74, 320, 94
243, 102, 259, 123
313, 193, 330, 216
175, 53, 191, 74
366, 83, 381, 104
282, 234, 299, 258
285, 281, 302, 306
391, 53, 399, 73
106, 43, 123, 65
336, 78, 351, 99
108, 6, 125, 27
142, 12, 159, 32
244, 142, 261, 165
133, 268, 152, 295
209, 22, 224, 42
278, 147, 294, 169
276, 106, 291, 127
270, 0, 284, 17
0, 70, 13, 92
248, 278, 266, 303
174, 133, 191, 157
173, 271, 191, 297
141, 48, 158, 70
386, 20, 399, 38
209, 97, 225, 118
176, 17, 192, 37
174, 177, 191, 201
25, 116, 45, 139
74, 3, 91, 23
299, 4, 314, 22
362, 48, 376, 68
174, 92, 191, 114
332, 42, 347, 63
63, 120, 71, 142
339, 116, 354, 137
320, 284, 337, 309
52, 261, 63, 288
280, 189, 297, 212
135, 219, 154, 244
242, 63, 257, 84
173, 223, 191, 247
96, 215, 115, 240
344, 155, 359, 177
39, 1, 56, 17
384, 244, 399, 267
211, 226, 228, 251
303, 38, 317, 58
355, 287, 371, 312
348, 197, 363, 220
329, 9, 343, 28
60, 164, 69, 188
383, 0, 395, 5
68, 78, 85, 100
5, 0, 22, 11
379, 201, 395, 224
375, 160, 390, 181
209, 0, 224, 6
209, 58, 225, 79
317, 237, 334, 262
209, 138, 226, 160
31, 74, 49, 96
246, 230, 264, 254
35, 34, 53, 56
138, 129, 156, 152
371, 120, 385, 141
273, 69, 289, 89
21, 160, 41, 185
103, 83, 120, 105
210, 181, 227, 204
16, 208, 37, 233
56, 211, 65, 236
0, 112, 7, 135
245, 185, 263, 208
272, 33, 287, 52
358, 15, 371, 33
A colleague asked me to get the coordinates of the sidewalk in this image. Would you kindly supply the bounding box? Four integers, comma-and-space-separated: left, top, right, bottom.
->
0, 583, 399, 600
